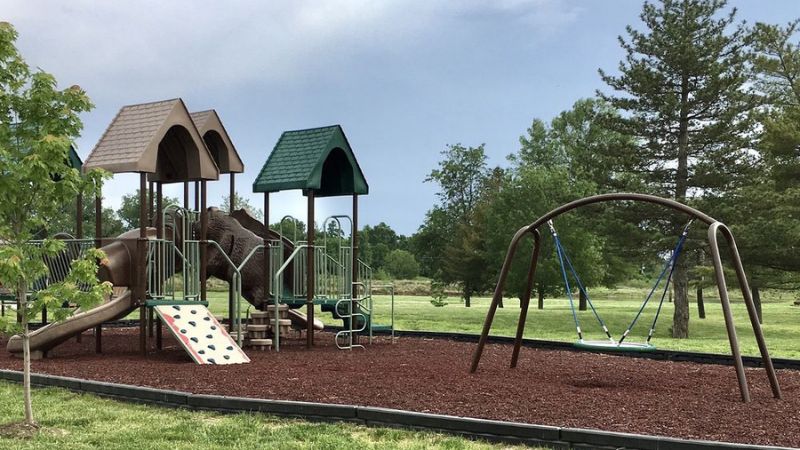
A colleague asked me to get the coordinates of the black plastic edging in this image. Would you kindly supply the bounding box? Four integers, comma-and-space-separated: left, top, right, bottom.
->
0, 370, 793, 450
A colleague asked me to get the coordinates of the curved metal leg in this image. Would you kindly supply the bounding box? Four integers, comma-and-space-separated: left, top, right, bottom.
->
470, 226, 531, 373
708, 222, 750, 402
511, 230, 541, 368
719, 224, 782, 399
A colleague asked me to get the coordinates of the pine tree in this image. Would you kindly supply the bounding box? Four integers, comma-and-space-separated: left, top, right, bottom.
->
598, 0, 757, 338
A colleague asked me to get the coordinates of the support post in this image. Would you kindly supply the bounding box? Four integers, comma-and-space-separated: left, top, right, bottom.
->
148, 181, 154, 227
138, 174, 148, 355
76, 192, 82, 342
263, 193, 270, 310
194, 181, 200, 211
511, 231, 540, 368
470, 226, 529, 373
200, 181, 208, 303
712, 223, 781, 399
183, 182, 189, 210
352, 194, 359, 341
306, 190, 315, 348
708, 223, 749, 402
154, 182, 163, 346
76, 192, 83, 239
95, 192, 103, 352
228, 173, 235, 324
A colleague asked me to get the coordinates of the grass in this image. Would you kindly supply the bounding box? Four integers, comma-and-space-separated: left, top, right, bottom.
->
0, 382, 538, 450
201, 286, 800, 359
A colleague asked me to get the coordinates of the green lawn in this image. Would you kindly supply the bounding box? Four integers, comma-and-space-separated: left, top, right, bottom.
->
0, 382, 538, 450
203, 286, 800, 359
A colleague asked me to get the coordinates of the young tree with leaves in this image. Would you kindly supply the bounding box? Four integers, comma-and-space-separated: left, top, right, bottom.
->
598, 0, 757, 338
0, 22, 111, 426
117, 189, 180, 231
423, 144, 491, 306
221, 191, 263, 221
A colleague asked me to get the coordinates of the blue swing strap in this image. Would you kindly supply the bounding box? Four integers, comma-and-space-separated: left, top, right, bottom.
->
619, 220, 693, 345
548, 220, 614, 343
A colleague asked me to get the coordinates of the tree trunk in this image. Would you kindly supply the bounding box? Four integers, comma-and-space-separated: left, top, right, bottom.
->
18, 281, 34, 425
672, 261, 690, 338
752, 285, 763, 324
696, 285, 705, 319
537, 287, 544, 310
579, 289, 587, 311
671, 70, 691, 339
464, 291, 471, 308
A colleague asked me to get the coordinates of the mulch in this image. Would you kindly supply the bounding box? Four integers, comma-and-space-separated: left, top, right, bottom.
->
0, 328, 798, 448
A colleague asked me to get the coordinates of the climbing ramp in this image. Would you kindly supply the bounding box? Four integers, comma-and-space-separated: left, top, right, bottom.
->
155, 305, 250, 365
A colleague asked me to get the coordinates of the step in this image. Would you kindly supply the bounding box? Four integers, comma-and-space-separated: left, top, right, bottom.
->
249, 311, 269, 319
247, 324, 268, 332
265, 304, 289, 311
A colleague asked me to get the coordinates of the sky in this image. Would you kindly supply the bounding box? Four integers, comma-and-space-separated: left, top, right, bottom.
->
5, 0, 798, 235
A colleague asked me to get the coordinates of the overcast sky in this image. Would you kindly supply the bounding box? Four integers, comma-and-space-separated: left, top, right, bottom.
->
5, 0, 798, 235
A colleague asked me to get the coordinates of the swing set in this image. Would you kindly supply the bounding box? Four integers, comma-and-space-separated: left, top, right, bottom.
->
547, 219, 691, 352
470, 193, 782, 403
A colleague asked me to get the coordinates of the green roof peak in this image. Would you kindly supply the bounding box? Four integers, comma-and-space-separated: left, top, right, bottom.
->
252, 125, 368, 197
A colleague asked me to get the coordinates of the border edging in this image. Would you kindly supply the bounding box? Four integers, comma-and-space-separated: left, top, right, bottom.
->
0, 370, 792, 450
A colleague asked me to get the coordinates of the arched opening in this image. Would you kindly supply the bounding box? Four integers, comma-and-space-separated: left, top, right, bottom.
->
203, 130, 229, 173
154, 125, 202, 183
319, 147, 354, 196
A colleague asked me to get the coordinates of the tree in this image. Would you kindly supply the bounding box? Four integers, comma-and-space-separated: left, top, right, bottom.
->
384, 249, 420, 279
47, 194, 124, 238
118, 189, 180, 231
598, 0, 757, 338
423, 144, 491, 306
360, 222, 403, 271
0, 22, 111, 426
221, 192, 263, 222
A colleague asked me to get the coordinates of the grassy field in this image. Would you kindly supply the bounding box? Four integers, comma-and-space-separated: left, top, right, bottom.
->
203, 286, 800, 359
0, 382, 538, 450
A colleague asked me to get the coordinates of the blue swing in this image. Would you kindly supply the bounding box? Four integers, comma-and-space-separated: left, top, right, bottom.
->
547, 219, 692, 352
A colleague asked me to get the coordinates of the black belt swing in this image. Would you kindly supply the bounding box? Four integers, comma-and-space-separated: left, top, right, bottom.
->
547, 219, 692, 352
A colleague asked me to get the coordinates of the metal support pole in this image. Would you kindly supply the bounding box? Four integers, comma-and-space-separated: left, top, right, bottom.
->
707, 222, 749, 402
139, 174, 148, 355
306, 190, 315, 348
511, 230, 541, 368
470, 226, 530, 373
711, 222, 782, 400
200, 181, 208, 303
352, 194, 359, 341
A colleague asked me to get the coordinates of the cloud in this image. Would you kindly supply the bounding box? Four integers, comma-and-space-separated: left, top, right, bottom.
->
6, 0, 581, 95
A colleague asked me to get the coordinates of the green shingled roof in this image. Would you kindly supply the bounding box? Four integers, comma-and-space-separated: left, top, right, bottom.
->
252, 125, 368, 197
68, 146, 82, 170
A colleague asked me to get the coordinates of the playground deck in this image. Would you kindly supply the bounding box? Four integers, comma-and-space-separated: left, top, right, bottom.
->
0, 329, 797, 448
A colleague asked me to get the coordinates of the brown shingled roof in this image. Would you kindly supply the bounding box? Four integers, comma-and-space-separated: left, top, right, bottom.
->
83, 98, 219, 182
190, 110, 244, 174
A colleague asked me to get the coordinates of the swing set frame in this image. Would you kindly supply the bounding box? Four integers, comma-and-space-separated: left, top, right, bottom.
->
469, 193, 782, 403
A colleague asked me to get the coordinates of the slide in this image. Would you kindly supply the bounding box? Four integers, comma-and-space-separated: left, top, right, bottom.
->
7, 229, 147, 357
287, 308, 325, 331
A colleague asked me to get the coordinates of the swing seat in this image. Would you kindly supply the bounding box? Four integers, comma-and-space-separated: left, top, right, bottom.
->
573, 340, 656, 353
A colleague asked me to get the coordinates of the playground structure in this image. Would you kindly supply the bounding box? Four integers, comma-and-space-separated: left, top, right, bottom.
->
470, 193, 783, 403
6, 98, 391, 362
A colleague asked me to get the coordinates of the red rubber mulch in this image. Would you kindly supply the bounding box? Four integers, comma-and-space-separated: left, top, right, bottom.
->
0, 329, 798, 447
